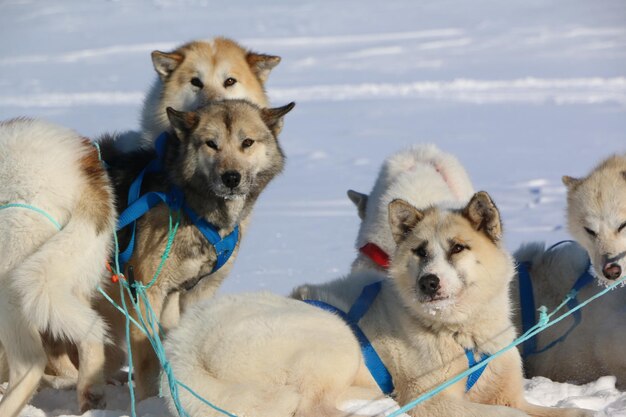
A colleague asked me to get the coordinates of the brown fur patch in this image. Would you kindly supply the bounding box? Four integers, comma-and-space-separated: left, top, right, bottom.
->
77, 139, 115, 235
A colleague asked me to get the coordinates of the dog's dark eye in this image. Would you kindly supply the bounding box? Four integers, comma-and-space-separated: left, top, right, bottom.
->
450, 244, 466, 255
584, 227, 597, 238
205, 140, 218, 150
412, 246, 428, 258
223, 77, 237, 88
619, 221, 626, 233
190, 77, 204, 89
241, 138, 255, 149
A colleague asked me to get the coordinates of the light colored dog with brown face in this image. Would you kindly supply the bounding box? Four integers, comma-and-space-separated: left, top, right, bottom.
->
140, 38, 279, 148
163, 193, 592, 417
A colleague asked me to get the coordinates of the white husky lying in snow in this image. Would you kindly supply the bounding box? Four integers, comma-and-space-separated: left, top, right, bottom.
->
164, 192, 592, 417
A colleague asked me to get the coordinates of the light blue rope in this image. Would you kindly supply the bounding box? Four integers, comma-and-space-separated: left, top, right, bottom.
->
387, 274, 626, 417
0, 203, 62, 230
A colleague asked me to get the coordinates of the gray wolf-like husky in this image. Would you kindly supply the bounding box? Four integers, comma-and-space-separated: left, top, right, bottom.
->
0, 118, 115, 417
164, 193, 592, 417
99, 99, 295, 399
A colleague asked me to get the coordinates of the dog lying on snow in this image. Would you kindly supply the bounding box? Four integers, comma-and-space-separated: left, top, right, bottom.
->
96, 99, 295, 399
512, 154, 626, 389
0, 118, 116, 417
164, 192, 592, 417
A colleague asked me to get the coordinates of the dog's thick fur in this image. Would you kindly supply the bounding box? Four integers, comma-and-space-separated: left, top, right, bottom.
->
0, 118, 115, 417
164, 193, 591, 417
98, 99, 294, 399
348, 144, 475, 273
511, 153, 626, 388
114, 37, 279, 152
562, 154, 626, 284
513, 242, 626, 389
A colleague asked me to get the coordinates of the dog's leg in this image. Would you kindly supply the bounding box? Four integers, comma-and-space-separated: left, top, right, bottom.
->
131, 286, 166, 400
0, 343, 8, 384
0, 294, 47, 417
160, 291, 180, 333
76, 336, 107, 412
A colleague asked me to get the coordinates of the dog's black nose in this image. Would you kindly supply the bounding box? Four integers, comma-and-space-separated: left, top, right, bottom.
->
221, 171, 241, 189
602, 263, 622, 280
418, 274, 440, 296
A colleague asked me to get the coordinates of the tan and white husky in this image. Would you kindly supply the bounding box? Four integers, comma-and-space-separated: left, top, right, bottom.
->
512, 154, 626, 388
116, 37, 280, 151
0, 118, 116, 417
164, 193, 592, 417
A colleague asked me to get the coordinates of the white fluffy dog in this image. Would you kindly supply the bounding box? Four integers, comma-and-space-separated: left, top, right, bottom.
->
0, 119, 115, 416
348, 144, 475, 273
164, 193, 592, 417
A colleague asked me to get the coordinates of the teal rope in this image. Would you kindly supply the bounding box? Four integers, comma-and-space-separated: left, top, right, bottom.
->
0, 203, 62, 230
387, 274, 626, 417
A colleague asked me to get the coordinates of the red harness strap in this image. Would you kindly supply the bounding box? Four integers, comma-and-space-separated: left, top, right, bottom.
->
359, 242, 390, 269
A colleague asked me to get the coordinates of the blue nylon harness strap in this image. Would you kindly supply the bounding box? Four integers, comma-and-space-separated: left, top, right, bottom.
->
464, 349, 489, 392
303, 281, 489, 396
303, 281, 394, 395
518, 241, 594, 358
115, 132, 239, 282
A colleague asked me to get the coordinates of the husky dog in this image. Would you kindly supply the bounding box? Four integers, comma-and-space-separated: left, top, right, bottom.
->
128, 37, 280, 150
562, 154, 626, 284
511, 154, 626, 388
135, 36, 281, 331
164, 193, 592, 417
0, 119, 115, 417
98, 99, 295, 399
513, 242, 626, 388
346, 144, 475, 273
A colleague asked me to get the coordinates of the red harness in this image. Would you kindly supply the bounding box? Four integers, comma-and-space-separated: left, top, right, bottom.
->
359, 242, 390, 269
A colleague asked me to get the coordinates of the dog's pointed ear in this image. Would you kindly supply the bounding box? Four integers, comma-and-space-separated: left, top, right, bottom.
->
347, 190, 368, 220
166, 107, 199, 140
151, 51, 184, 80
463, 191, 502, 242
262, 102, 295, 137
388, 199, 424, 244
562, 175, 582, 190
246, 52, 281, 83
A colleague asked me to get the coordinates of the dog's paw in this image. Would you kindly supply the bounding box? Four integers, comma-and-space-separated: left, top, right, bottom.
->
79, 385, 106, 412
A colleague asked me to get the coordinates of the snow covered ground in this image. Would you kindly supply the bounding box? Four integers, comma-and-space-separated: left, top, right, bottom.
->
1, 0, 625, 416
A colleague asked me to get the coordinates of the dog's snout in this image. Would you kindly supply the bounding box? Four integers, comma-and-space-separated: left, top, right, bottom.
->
221, 171, 241, 189
602, 262, 622, 280
418, 274, 440, 296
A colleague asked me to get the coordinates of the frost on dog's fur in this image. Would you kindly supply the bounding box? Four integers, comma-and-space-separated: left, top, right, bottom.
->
0, 118, 115, 416
350, 144, 474, 272
563, 153, 626, 285
165, 193, 592, 417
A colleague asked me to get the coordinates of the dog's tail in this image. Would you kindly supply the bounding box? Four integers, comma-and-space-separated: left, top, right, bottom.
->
9, 214, 111, 344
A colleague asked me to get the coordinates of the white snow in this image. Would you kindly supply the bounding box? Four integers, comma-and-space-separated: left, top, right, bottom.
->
1, 0, 625, 416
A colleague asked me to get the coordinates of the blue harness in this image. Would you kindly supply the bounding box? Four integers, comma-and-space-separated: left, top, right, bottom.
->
303, 281, 489, 395
517, 241, 594, 358
115, 133, 239, 288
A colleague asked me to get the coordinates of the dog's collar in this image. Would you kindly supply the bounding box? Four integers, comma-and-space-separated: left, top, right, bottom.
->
115, 132, 239, 291
517, 240, 594, 358
359, 242, 390, 269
